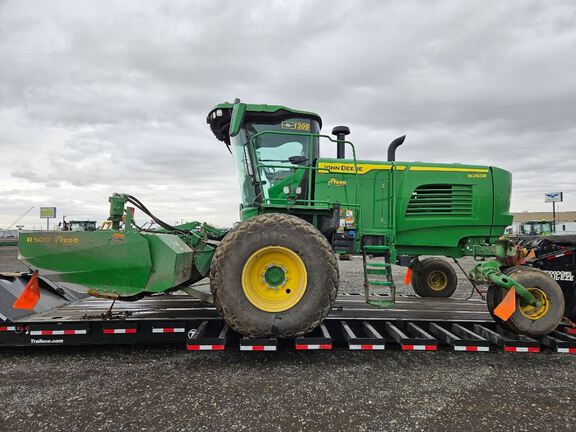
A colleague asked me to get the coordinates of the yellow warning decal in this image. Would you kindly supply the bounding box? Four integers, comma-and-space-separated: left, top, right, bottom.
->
281, 120, 310, 131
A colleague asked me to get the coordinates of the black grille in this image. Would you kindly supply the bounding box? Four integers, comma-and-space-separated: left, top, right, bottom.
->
406, 184, 473, 216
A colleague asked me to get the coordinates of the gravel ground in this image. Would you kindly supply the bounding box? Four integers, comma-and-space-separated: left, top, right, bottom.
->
1, 246, 575, 432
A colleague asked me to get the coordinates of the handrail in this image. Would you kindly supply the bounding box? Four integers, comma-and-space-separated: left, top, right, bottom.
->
247, 130, 360, 208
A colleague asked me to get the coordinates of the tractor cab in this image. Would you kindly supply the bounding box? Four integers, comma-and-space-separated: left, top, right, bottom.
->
207, 100, 323, 217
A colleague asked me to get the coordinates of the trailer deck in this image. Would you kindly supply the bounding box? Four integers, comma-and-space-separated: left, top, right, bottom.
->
2, 287, 575, 353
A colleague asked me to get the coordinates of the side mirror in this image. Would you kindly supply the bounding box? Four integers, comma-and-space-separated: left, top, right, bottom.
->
229, 101, 247, 137
288, 155, 308, 165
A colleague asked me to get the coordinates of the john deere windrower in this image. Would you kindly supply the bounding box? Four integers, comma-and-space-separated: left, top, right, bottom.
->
18, 100, 565, 338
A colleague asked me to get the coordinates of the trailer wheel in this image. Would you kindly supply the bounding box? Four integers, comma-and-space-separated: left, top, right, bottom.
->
411, 258, 458, 298
210, 213, 338, 338
487, 267, 564, 336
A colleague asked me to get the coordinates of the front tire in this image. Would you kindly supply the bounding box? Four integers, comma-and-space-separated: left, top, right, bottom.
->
411, 258, 458, 298
210, 213, 338, 338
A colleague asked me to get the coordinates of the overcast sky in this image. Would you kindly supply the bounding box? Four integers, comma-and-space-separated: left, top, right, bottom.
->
1, 0, 575, 229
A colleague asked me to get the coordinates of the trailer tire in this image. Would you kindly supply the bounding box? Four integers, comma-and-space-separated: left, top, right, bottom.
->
411, 258, 458, 298
487, 267, 564, 336
210, 213, 338, 338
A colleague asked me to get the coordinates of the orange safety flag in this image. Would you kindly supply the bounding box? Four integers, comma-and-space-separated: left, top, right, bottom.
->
404, 267, 412, 285
494, 287, 516, 321
13, 271, 40, 310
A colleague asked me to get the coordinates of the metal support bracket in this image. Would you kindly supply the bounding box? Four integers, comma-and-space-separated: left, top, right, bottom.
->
469, 261, 540, 306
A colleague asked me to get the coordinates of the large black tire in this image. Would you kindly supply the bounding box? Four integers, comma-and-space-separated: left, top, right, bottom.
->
210, 213, 338, 338
411, 258, 458, 298
487, 267, 565, 336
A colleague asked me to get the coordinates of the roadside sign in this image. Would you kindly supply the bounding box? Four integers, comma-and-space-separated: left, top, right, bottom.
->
545, 192, 563, 203
40, 207, 57, 218
39, 207, 56, 230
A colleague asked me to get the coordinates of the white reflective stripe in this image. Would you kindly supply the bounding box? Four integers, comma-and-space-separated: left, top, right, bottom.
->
30, 329, 87, 335
152, 328, 186, 333
410, 345, 426, 350
556, 348, 576, 353
349, 344, 385, 350
196, 345, 217, 350
239, 345, 276, 351
454, 346, 489, 352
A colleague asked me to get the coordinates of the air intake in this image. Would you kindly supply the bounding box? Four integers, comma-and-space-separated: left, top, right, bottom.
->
406, 184, 473, 216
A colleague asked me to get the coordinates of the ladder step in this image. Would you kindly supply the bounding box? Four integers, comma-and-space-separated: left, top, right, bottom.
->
367, 281, 394, 287
366, 263, 391, 268
364, 245, 390, 252
366, 269, 389, 275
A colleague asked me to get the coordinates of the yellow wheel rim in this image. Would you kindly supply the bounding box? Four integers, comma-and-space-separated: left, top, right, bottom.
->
427, 270, 448, 291
241, 246, 307, 312
519, 288, 550, 320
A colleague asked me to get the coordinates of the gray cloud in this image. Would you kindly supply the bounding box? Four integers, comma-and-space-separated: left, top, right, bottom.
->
1, 0, 575, 229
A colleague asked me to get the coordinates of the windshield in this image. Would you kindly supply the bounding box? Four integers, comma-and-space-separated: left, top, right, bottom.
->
230, 118, 319, 207
521, 222, 552, 235
230, 129, 257, 207
248, 119, 319, 202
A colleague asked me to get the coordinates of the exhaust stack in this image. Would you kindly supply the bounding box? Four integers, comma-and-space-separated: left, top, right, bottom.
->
332, 126, 350, 159
387, 135, 406, 162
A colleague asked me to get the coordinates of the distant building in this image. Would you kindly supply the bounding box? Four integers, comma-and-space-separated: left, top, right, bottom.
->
512, 211, 576, 222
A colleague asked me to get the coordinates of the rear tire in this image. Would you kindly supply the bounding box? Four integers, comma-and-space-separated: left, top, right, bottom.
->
210, 213, 338, 338
411, 258, 458, 298
487, 267, 564, 336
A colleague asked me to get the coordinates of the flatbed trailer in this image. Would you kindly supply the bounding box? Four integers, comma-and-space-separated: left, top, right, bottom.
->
1, 275, 575, 353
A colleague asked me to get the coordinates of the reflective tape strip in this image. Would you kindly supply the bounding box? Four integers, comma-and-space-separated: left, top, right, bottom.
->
0, 325, 22, 332
557, 347, 576, 353
504, 346, 540, 353
152, 328, 185, 333
187, 344, 225, 351
454, 346, 489, 352
402, 345, 437, 351
240, 345, 276, 351
349, 344, 385, 350
30, 329, 87, 336
103, 328, 137, 334
295, 344, 332, 350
